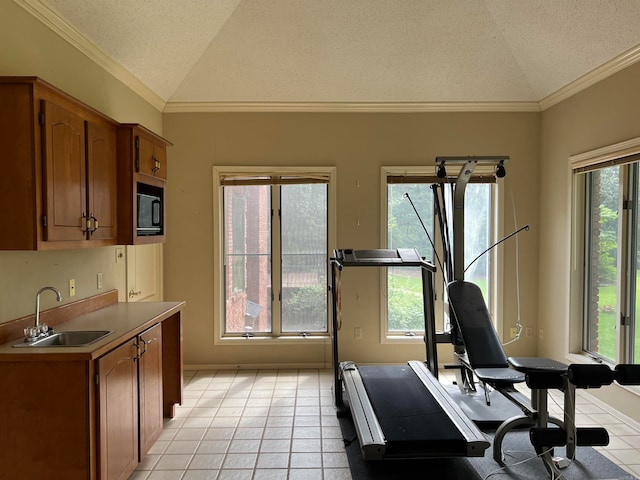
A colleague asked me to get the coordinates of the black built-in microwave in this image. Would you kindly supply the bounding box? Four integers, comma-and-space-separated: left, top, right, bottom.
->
136, 182, 163, 236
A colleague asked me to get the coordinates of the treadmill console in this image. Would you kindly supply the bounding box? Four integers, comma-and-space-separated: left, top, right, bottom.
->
333, 248, 424, 267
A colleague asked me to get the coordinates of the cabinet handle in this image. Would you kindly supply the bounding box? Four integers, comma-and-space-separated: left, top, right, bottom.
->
89, 214, 98, 234
138, 339, 146, 357
129, 289, 142, 299
138, 337, 157, 357
81, 213, 90, 233
152, 155, 161, 175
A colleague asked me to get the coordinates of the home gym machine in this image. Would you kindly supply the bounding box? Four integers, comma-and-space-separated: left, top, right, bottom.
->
428, 157, 631, 478
329, 248, 490, 460
425, 156, 539, 421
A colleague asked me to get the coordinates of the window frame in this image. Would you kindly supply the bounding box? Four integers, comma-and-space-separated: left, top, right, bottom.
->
380, 166, 503, 344
570, 137, 640, 365
213, 166, 337, 345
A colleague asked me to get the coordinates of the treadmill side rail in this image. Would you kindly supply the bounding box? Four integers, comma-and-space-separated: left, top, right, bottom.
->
339, 362, 387, 460
409, 361, 490, 457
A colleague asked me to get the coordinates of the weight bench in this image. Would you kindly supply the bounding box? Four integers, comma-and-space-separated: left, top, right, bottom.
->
527, 363, 640, 477
447, 280, 567, 408
448, 280, 640, 478
448, 281, 640, 476
446, 280, 606, 477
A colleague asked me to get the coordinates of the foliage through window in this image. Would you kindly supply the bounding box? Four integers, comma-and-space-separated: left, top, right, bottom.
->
386, 175, 493, 334
577, 158, 640, 363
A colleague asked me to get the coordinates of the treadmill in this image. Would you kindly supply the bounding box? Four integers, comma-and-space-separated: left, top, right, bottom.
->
330, 248, 489, 460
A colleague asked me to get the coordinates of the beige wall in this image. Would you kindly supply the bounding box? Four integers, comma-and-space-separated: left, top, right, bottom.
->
163, 111, 540, 367
539, 62, 640, 422
0, 1, 162, 322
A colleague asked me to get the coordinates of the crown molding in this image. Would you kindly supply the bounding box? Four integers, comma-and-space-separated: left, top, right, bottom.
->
163, 101, 541, 113
15, 0, 166, 112
540, 44, 640, 111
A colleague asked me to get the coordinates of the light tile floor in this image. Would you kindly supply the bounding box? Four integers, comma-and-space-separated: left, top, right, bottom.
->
129, 368, 640, 480
129, 368, 350, 480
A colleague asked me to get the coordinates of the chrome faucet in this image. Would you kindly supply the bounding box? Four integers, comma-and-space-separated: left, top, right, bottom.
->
34, 286, 62, 330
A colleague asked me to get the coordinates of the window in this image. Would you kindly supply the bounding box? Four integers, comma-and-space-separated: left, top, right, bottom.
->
281, 183, 328, 333
214, 168, 335, 340
573, 145, 640, 363
384, 167, 496, 336
583, 166, 620, 360
230, 193, 247, 293
224, 184, 272, 334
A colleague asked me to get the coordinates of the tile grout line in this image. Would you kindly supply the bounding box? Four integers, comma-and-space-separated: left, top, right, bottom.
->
140, 368, 638, 480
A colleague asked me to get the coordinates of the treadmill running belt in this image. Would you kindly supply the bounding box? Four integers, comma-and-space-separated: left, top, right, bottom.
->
359, 365, 467, 455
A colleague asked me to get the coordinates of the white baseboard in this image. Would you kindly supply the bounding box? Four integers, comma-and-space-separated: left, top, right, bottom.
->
184, 362, 332, 371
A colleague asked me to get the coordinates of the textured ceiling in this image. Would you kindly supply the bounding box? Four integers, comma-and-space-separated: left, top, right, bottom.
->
21, 0, 640, 110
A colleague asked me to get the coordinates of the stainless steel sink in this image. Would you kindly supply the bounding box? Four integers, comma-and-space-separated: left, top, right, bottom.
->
14, 330, 113, 347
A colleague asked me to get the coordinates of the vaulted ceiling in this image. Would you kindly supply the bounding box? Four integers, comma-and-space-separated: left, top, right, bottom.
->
17, 0, 640, 111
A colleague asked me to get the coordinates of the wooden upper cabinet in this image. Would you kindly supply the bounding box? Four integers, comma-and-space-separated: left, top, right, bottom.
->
117, 124, 172, 245
0, 77, 119, 250
118, 124, 171, 182
138, 131, 168, 180
86, 118, 118, 243
41, 100, 87, 242
0, 81, 43, 250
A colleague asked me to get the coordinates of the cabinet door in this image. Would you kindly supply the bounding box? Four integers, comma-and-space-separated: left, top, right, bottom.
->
126, 244, 163, 302
137, 134, 167, 180
41, 100, 87, 242
86, 119, 117, 242
138, 323, 163, 457
97, 339, 139, 480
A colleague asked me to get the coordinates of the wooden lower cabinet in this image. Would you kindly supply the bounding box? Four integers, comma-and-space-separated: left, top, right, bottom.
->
98, 324, 163, 480
138, 323, 163, 457
97, 338, 139, 480
0, 313, 181, 480
0, 360, 95, 480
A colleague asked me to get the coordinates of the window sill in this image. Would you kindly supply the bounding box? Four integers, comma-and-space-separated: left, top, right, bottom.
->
215, 335, 330, 346
382, 334, 425, 345
565, 352, 612, 366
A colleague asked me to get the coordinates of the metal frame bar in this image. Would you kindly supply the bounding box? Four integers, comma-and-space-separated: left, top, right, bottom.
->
339, 362, 387, 460
330, 248, 438, 411
329, 249, 490, 460
433, 156, 508, 281
409, 361, 490, 457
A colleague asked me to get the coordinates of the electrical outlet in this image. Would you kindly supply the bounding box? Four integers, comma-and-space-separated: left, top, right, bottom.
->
354, 327, 363, 340
115, 247, 124, 264
509, 327, 518, 339
539, 328, 544, 340
525, 327, 533, 338
69, 278, 76, 297
97, 272, 103, 289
